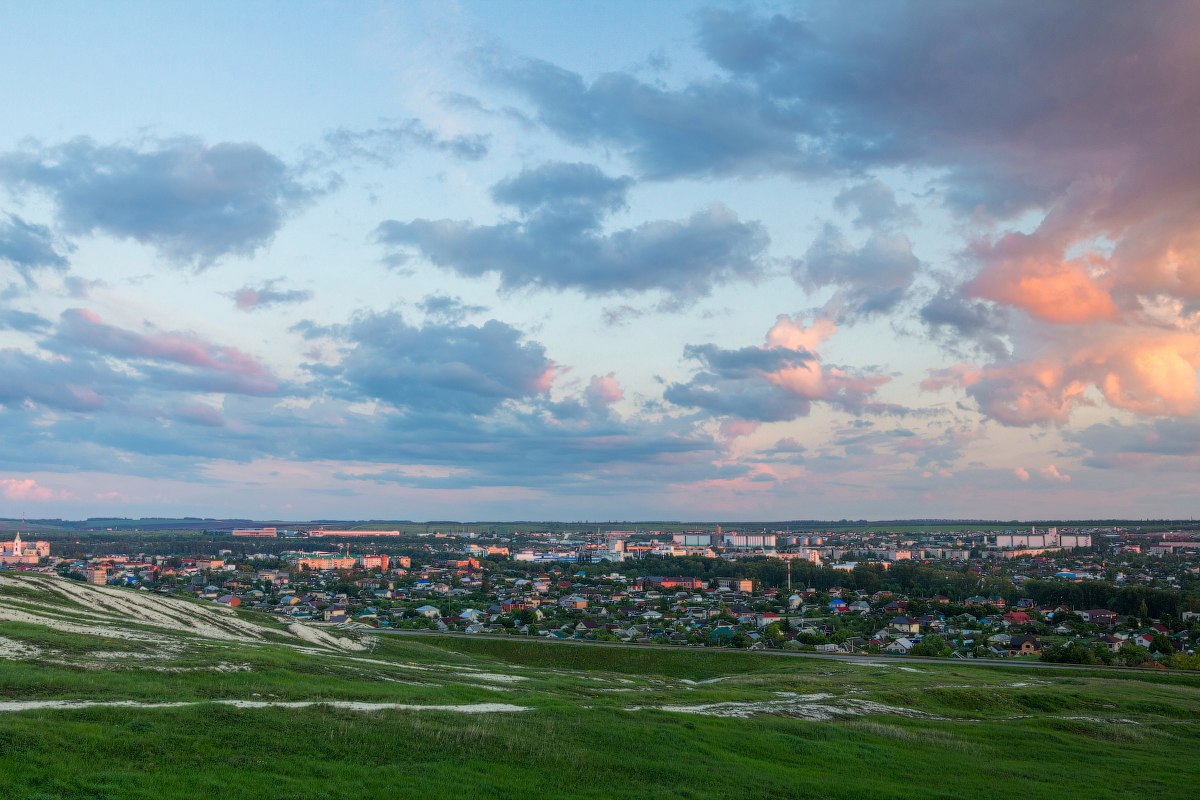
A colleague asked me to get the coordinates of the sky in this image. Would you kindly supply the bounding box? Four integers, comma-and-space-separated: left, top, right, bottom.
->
1, 1, 1198, 521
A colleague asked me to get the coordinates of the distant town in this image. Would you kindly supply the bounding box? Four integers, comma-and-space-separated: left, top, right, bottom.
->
3, 519, 1199, 669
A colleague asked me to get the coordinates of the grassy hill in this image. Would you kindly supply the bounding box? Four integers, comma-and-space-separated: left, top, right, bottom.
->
1, 572, 1197, 799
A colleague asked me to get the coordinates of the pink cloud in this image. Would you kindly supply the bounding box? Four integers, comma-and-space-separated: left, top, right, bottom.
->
533, 363, 559, 394
0, 478, 71, 502
766, 314, 836, 351
668, 312, 900, 422
920, 364, 979, 393
585, 373, 624, 406
1037, 464, 1071, 483
967, 232, 1118, 324
719, 419, 761, 439
926, 329, 1200, 425
1013, 464, 1071, 484
761, 316, 893, 412
233, 287, 265, 310
56, 308, 279, 394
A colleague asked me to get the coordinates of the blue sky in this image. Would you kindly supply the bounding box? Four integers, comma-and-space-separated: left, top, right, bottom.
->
1, 2, 1199, 520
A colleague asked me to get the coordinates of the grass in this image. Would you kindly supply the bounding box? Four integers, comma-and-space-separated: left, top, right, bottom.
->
2, 575, 1199, 799
1, 703, 1196, 799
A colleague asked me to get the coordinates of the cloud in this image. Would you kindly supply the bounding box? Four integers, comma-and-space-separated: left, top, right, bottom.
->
719, 419, 761, 440
793, 224, 920, 321
495, 5, 1200, 357
0, 478, 70, 502
494, 3, 1197, 193
0, 137, 318, 266
486, 54, 819, 180
0, 301, 731, 497
321, 121, 488, 164
666, 314, 897, 422
417, 294, 487, 323
923, 329, 1200, 425
169, 403, 227, 428
601, 304, 645, 327
1037, 464, 1071, 483
317, 311, 555, 416
0, 347, 109, 412
377, 161, 768, 299
893, 424, 984, 471
1011, 464, 1070, 483
62, 275, 107, 299
965, 230, 1118, 324
0, 307, 51, 333
489, 161, 632, 213
833, 180, 917, 231
584, 373, 624, 407
0, 213, 69, 284
919, 289, 1010, 360
46, 308, 281, 397
1065, 418, 1200, 470
227, 279, 313, 311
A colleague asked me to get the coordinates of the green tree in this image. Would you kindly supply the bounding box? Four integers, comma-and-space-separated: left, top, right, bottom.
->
1118, 644, 1153, 667
909, 635, 950, 658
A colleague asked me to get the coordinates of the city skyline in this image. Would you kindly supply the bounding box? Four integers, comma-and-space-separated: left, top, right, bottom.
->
1, 1, 1199, 520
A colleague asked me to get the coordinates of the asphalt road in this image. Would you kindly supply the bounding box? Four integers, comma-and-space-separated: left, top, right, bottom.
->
367, 628, 1148, 673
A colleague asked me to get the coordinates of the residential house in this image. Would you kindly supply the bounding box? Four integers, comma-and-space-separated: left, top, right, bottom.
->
1080, 609, 1118, 626
1003, 611, 1031, 627
1007, 635, 1043, 656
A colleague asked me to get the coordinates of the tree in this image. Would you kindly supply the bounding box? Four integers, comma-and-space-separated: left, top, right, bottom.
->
909, 635, 950, 658
1040, 641, 1111, 665
1169, 652, 1200, 670
1118, 644, 1153, 667
1149, 632, 1174, 655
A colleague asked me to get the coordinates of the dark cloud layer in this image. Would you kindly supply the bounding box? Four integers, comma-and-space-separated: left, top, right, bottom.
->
492, 3, 1197, 205
377, 161, 768, 298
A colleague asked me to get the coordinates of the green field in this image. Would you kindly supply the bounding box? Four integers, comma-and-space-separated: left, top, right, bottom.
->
1, 572, 1197, 799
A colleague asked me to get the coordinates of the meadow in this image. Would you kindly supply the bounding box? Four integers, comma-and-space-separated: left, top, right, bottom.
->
1, 572, 1197, 799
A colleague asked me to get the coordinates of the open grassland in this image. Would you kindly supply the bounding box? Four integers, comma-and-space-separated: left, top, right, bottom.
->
1, 573, 1198, 799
